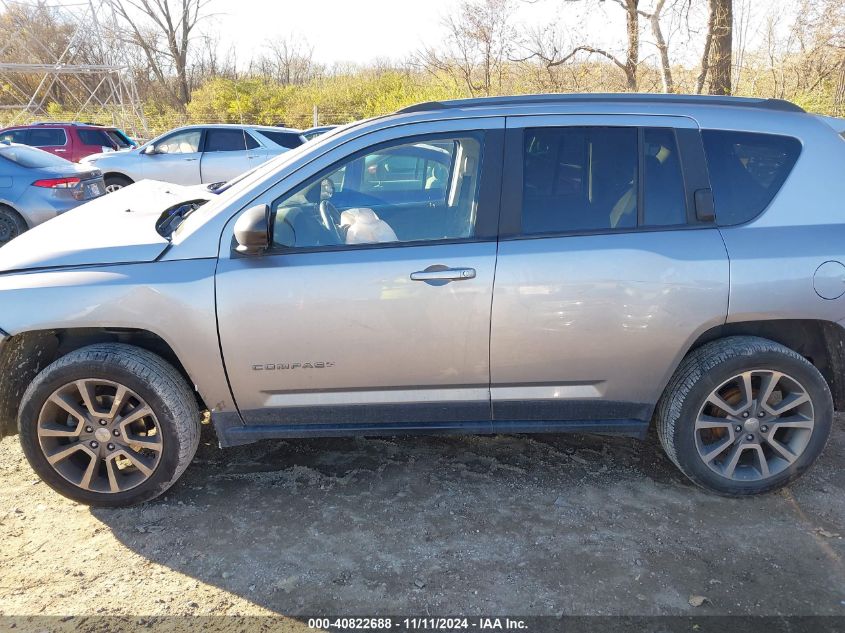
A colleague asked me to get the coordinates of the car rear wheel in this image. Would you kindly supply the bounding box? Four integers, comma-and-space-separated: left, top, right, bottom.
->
18, 344, 200, 507
0, 206, 27, 246
104, 175, 132, 193
656, 336, 832, 496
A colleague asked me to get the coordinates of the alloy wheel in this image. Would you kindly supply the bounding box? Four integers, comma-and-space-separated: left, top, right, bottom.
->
36, 379, 163, 493
695, 370, 815, 481
105, 183, 123, 193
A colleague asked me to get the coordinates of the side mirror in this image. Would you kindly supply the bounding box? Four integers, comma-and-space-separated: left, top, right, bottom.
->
234, 204, 271, 255
141, 145, 157, 155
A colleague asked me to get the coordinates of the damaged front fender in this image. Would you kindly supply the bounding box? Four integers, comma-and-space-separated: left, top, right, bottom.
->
0, 330, 58, 439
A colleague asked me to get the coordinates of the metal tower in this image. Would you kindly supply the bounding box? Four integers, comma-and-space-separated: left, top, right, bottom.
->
0, 0, 148, 136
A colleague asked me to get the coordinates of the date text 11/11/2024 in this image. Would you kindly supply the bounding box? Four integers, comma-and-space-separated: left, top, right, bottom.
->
307, 618, 528, 630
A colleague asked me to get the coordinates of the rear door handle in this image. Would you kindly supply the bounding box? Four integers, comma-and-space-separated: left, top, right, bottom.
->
410, 266, 476, 282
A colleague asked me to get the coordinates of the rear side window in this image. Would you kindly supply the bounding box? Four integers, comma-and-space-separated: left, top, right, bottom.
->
702, 130, 801, 225
28, 128, 67, 147
78, 129, 115, 147
205, 128, 260, 152
257, 130, 303, 149
522, 127, 638, 233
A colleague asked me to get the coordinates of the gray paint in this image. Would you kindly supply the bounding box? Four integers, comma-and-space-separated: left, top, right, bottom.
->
0, 95, 844, 435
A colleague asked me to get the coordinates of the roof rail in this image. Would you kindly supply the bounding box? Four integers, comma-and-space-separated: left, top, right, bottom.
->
31, 121, 103, 126
397, 93, 806, 114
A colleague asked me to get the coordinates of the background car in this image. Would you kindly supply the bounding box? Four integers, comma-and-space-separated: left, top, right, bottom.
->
0, 142, 106, 245
81, 124, 305, 191
0, 122, 136, 162
301, 125, 337, 141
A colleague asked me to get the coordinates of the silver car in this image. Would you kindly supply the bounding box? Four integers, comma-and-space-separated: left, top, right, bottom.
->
0, 143, 106, 246
81, 124, 305, 192
1, 94, 842, 506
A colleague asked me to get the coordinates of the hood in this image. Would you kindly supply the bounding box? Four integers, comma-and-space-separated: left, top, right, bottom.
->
0, 180, 213, 274
82, 147, 137, 163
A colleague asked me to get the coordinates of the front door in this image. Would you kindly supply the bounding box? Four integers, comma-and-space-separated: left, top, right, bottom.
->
490, 115, 730, 427
142, 129, 202, 185
216, 123, 504, 427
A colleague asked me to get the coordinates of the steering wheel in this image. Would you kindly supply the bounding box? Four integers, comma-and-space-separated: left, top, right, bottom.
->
318, 200, 344, 244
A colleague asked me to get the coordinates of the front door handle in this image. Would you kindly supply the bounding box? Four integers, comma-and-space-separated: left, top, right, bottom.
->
184, 157, 198, 162
410, 266, 476, 283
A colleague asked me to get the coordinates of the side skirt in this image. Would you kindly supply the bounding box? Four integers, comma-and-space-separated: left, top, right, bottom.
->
214, 416, 649, 448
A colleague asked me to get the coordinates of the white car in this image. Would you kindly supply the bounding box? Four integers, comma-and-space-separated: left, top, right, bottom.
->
81, 124, 305, 192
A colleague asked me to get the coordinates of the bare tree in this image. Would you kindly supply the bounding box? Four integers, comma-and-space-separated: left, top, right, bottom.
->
638, 0, 672, 92
114, 0, 212, 107
253, 36, 320, 85
417, 0, 517, 96
520, 0, 640, 91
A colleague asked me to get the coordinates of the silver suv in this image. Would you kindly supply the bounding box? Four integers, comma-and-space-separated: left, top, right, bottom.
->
0, 94, 842, 506
81, 124, 305, 192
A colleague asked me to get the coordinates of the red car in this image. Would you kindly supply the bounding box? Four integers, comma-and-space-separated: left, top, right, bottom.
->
0, 122, 136, 163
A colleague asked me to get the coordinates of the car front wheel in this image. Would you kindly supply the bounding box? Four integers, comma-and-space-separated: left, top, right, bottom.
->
656, 336, 832, 496
18, 344, 200, 507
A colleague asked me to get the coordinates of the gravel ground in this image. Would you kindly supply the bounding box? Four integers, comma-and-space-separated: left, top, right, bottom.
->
1, 417, 844, 622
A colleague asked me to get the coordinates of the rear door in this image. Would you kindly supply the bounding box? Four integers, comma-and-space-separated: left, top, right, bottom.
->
26, 127, 69, 159
490, 114, 730, 430
200, 128, 260, 183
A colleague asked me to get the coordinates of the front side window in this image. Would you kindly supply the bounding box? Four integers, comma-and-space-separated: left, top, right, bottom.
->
271, 133, 484, 249
522, 127, 638, 233
154, 130, 201, 154
28, 128, 66, 147
78, 129, 115, 148
205, 128, 259, 152
702, 130, 801, 225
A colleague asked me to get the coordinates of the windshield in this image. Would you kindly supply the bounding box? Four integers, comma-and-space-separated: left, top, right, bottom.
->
0, 144, 71, 169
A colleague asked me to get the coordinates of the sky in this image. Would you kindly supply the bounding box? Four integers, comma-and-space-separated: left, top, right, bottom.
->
210, 0, 799, 70
214, 0, 610, 67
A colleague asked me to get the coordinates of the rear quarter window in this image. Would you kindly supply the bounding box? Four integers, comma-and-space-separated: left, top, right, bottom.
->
257, 130, 303, 149
702, 130, 801, 225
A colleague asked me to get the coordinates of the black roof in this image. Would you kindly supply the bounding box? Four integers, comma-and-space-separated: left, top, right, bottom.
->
398, 93, 805, 114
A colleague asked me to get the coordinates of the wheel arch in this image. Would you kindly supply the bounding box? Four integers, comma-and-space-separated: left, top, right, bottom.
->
0, 327, 206, 438
102, 171, 134, 184
675, 319, 845, 412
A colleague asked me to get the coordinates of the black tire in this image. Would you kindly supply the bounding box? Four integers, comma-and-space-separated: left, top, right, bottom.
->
18, 344, 200, 507
104, 174, 132, 193
0, 205, 28, 246
656, 336, 832, 496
